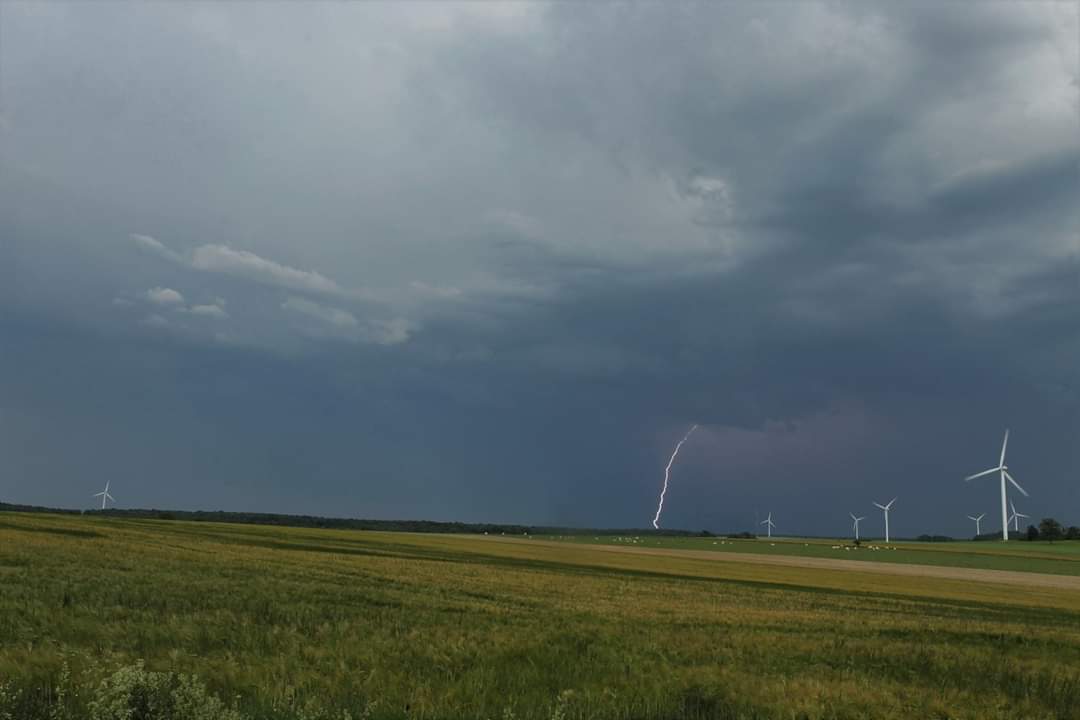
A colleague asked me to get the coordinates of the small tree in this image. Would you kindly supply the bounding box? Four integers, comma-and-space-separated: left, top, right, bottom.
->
1026, 525, 1040, 541
1066, 526, 1080, 540
1038, 518, 1064, 543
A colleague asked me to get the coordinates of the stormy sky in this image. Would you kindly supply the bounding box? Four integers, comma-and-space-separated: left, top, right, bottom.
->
2, 2, 1078, 536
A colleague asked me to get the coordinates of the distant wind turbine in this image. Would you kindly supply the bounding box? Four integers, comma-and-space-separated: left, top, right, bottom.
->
1007, 500, 1030, 533
872, 498, 897, 543
760, 512, 775, 539
93, 481, 114, 510
967, 513, 986, 537
850, 513, 865, 541
965, 429, 1028, 541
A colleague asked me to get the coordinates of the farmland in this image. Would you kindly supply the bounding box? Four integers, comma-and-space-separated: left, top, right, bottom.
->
548, 534, 1080, 577
2, 512, 1080, 719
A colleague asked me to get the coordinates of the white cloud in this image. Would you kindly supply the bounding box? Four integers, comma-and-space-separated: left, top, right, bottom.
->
131, 234, 345, 296
130, 233, 185, 263
187, 304, 229, 319
192, 244, 341, 295
127, 233, 418, 347
281, 296, 413, 345
145, 287, 184, 305
282, 296, 358, 328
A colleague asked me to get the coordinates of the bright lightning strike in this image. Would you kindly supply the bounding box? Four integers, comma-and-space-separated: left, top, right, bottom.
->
652, 424, 699, 529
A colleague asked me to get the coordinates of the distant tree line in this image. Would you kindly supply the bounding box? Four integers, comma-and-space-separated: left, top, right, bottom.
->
2, 502, 1077, 541
1022, 518, 1079, 542
0, 502, 707, 537
973, 518, 1079, 542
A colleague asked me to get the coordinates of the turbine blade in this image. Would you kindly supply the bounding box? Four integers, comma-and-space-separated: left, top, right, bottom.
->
1004, 470, 1028, 497
965, 467, 999, 481
888, 497, 897, 508
873, 503, 886, 510
1000, 429, 1009, 467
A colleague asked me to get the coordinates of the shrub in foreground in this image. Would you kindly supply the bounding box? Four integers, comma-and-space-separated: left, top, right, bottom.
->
87, 662, 243, 720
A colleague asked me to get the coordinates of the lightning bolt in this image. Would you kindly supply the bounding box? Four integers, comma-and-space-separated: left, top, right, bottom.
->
652, 424, 699, 529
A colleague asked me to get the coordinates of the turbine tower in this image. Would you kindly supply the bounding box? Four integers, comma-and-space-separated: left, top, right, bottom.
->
872, 497, 897, 543
1007, 500, 1029, 533
965, 430, 1028, 541
93, 481, 114, 510
967, 513, 986, 537
850, 513, 865, 541
760, 512, 775, 539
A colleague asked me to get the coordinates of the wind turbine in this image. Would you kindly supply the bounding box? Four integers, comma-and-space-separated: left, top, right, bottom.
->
93, 481, 114, 510
1007, 500, 1030, 533
965, 429, 1028, 541
967, 513, 986, 537
760, 512, 775, 539
850, 513, 865, 541
872, 498, 897, 543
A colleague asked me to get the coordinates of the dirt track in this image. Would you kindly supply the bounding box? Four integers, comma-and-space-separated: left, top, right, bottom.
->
483, 537, 1080, 591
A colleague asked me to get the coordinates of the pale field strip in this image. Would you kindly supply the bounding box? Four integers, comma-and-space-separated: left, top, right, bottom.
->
435, 535, 1080, 611
568, 542, 1080, 589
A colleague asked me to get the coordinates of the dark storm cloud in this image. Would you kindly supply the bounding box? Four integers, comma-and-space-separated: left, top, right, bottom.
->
1, 2, 1077, 534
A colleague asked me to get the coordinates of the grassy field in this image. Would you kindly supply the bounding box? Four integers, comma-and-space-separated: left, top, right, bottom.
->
2, 513, 1080, 719
546, 534, 1080, 576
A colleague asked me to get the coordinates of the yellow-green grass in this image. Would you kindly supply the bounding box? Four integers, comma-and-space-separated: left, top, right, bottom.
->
2, 512, 1080, 720
548, 533, 1080, 576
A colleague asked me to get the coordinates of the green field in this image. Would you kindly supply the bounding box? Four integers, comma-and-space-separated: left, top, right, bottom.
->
547, 534, 1080, 576
3, 512, 1080, 720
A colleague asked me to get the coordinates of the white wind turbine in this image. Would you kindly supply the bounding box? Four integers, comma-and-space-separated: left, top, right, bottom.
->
93, 481, 115, 510
965, 430, 1027, 541
760, 512, 775, 539
872, 497, 897, 543
1007, 500, 1030, 533
967, 513, 986, 537
850, 513, 865, 541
